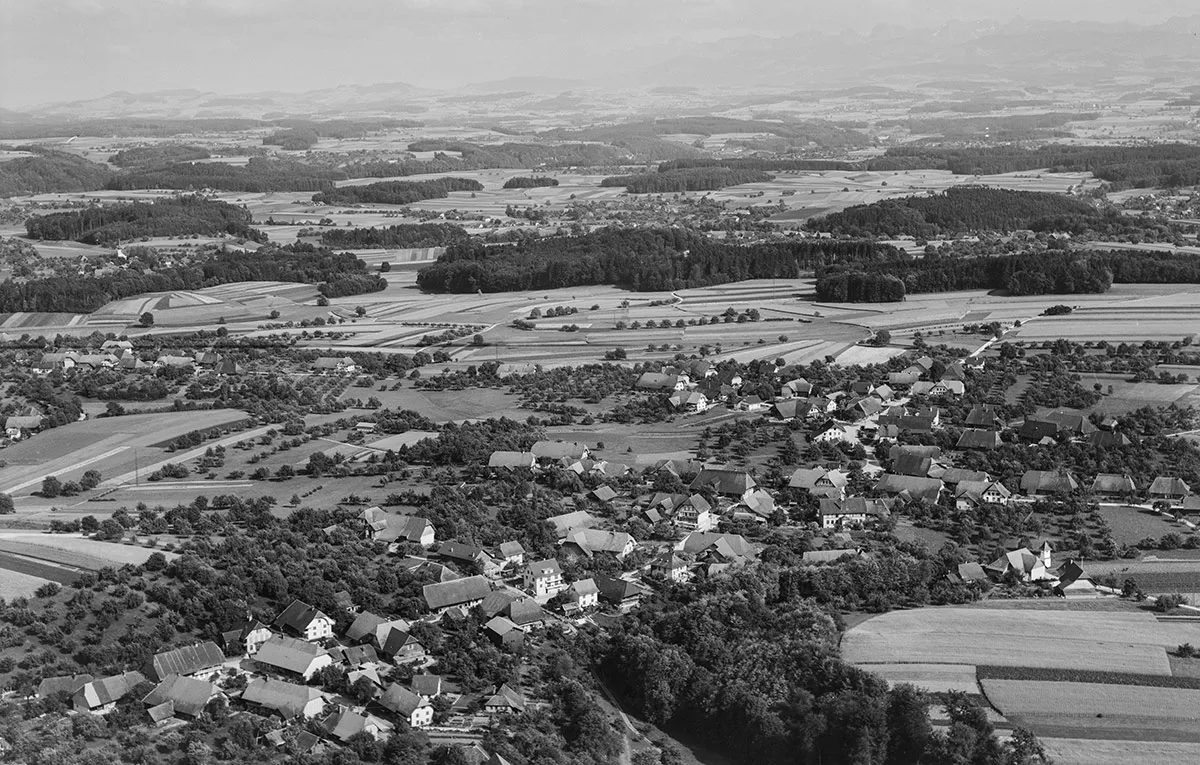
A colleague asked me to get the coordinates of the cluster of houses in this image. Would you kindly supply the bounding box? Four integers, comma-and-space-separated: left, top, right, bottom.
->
26, 342, 246, 376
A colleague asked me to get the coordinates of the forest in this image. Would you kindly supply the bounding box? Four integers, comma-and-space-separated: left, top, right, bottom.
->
502, 176, 559, 189
878, 144, 1200, 188
0, 147, 111, 197
319, 222, 471, 249
312, 178, 483, 206
107, 157, 347, 193
416, 227, 897, 293
815, 272, 907, 302
601, 167, 774, 193
23, 196, 264, 245
262, 127, 319, 151
541, 116, 870, 151
109, 145, 211, 168
805, 186, 1104, 237
0, 244, 384, 313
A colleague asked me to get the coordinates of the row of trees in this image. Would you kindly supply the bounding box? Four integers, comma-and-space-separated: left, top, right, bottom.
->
319, 222, 470, 249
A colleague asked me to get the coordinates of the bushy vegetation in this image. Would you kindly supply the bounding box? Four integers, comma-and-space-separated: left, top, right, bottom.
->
312, 178, 483, 206
502, 176, 559, 189
319, 222, 470, 249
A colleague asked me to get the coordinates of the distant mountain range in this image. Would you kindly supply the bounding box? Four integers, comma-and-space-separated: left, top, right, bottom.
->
5, 17, 1200, 122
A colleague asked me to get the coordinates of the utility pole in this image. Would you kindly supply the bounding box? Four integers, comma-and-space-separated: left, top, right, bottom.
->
134, 448, 139, 487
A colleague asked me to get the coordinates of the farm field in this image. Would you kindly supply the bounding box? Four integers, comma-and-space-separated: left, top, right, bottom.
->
1095, 504, 1188, 546
842, 607, 1195, 675
0, 409, 254, 501
1084, 558, 1200, 598
861, 663, 980, 694
0, 567, 57, 599
1076, 375, 1200, 415
0, 533, 178, 568
1042, 738, 1200, 765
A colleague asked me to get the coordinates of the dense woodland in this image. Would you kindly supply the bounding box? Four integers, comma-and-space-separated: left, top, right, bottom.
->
416, 228, 897, 293
601, 167, 774, 193
109, 145, 211, 168
0, 244, 383, 312
262, 127, 319, 151
542, 116, 869, 151
319, 222, 470, 249
502, 176, 559, 189
107, 157, 347, 193
23, 196, 264, 245
806, 187, 1104, 237
312, 178, 483, 206
0, 148, 111, 197
815, 272, 907, 302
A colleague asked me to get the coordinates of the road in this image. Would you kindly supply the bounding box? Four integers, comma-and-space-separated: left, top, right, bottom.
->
99, 423, 279, 488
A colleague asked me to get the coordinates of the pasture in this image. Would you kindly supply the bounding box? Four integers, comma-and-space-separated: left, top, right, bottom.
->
1095, 504, 1188, 546
862, 663, 980, 694
1042, 738, 1200, 765
842, 607, 1195, 676
0, 568, 56, 599
0, 533, 178, 569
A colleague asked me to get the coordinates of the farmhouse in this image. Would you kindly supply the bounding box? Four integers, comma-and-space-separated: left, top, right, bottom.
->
1149, 476, 1191, 500
241, 677, 326, 719
676, 532, 756, 565
813, 421, 851, 443
874, 474, 943, 504
636, 372, 684, 390
379, 626, 426, 662
985, 542, 1055, 582
322, 709, 387, 742
4, 415, 43, 439
378, 684, 434, 727
546, 510, 598, 538
72, 671, 146, 714
531, 440, 590, 463
524, 559, 567, 598
422, 575, 492, 614
36, 674, 92, 699
253, 635, 334, 680
965, 404, 1005, 429
1020, 469, 1080, 495
594, 575, 648, 612
818, 497, 892, 529
954, 481, 1013, 509
313, 356, 358, 374
497, 540, 526, 566
956, 430, 1002, 450
788, 467, 848, 499
143, 641, 225, 682
484, 684, 526, 714
891, 450, 934, 477
484, 615, 525, 650
911, 380, 965, 397
141, 675, 221, 719
561, 529, 636, 559
563, 578, 601, 613
651, 554, 690, 582
1091, 473, 1138, 497
669, 389, 710, 412
673, 494, 716, 531
488, 451, 536, 470
689, 468, 756, 499
221, 619, 272, 656
273, 600, 335, 642
780, 378, 813, 398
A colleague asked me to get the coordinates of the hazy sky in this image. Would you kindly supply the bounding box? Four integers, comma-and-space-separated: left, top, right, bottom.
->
1, 0, 1197, 107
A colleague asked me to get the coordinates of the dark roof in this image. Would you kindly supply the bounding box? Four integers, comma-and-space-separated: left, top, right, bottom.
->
965, 404, 1002, 427
422, 575, 491, 611
891, 452, 932, 477
1018, 419, 1060, 441
242, 677, 321, 719
1020, 469, 1080, 494
956, 430, 1002, 450
875, 474, 943, 503
594, 575, 648, 604
346, 611, 386, 643
689, 468, 756, 495
36, 673, 92, 698
378, 683, 426, 716
273, 600, 330, 635
1149, 476, 1192, 497
1089, 431, 1131, 448
144, 641, 225, 682
75, 671, 145, 709
141, 675, 218, 718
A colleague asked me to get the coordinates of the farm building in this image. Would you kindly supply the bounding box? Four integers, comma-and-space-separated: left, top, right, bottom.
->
423, 575, 492, 614
1020, 469, 1080, 495
322, 709, 388, 742
818, 497, 892, 529
378, 683, 434, 727
910, 380, 965, 396
1090, 473, 1138, 496
956, 430, 1002, 450
561, 529, 637, 559
531, 440, 590, 463
487, 450, 537, 470
595, 576, 648, 612
484, 684, 526, 714
954, 481, 1013, 509
273, 600, 335, 642
73, 671, 146, 714
141, 675, 221, 720
36, 674, 92, 699
935, 468, 992, 486
635, 372, 684, 390
545, 510, 598, 538
253, 635, 334, 681
874, 474, 943, 504
143, 641, 225, 682
313, 356, 358, 374
1149, 476, 1191, 500
964, 404, 1004, 429
788, 467, 848, 499
484, 616, 525, 650
242, 677, 326, 719
689, 468, 756, 499
985, 542, 1055, 582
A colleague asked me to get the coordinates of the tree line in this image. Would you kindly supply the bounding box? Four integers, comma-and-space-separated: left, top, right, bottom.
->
24, 196, 264, 245
502, 176, 559, 189
0, 147, 111, 198
417, 227, 898, 293
312, 178, 483, 206
106, 157, 347, 193
816, 272, 907, 302
109, 145, 211, 168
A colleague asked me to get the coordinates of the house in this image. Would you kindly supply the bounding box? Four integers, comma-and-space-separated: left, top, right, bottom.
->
378, 683, 434, 727
1018, 418, 1060, 442
936, 468, 991, 486
488, 451, 536, 470
817, 497, 891, 529
498, 541, 526, 566
1089, 431, 1131, 448
422, 576, 492, 614
362, 507, 436, 547
379, 626, 426, 663
651, 554, 690, 582
4, 415, 43, 439
563, 578, 600, 613
874, 474, 943, 504
873, 383, 896, 402
524, 560, 566, 598
345, 611, 388, 644
788, 468, 848, 499
739, 488, 777, 520
674, 494, 716, 531
891, 450, 934, 478
141, 675, 221, 719
1044, 409, 1097, 435
411, 674, 449, 700
591, 485, 619, 504
1091, 473, 1138, 497
956, 430, 1002, 450
314, 356, 358, 375
877, 407, 939, 434
36, 674, 93, 699
322, 709, 386, 742
253, 635, 334, 681
221, 619, 272, 656
848, 380, 874, 397
910, 380, 965, 397
676, 532, 757, 564
888, 369, 920, 387
946, 562, 988, 584
531, 440, 590, 463
484, 616, 525, 650
843, 396, 883, 420
780, 378, 814, 398
594, 576, 648, 612
546, 509, 599, 538
242, 677, 326, 719
689, 468, 756, 499
733, 394, 767, 412
143, 640, 225, 682
561, 529, 637, 560
636, 372, 685, 391
965, 404, 1004, 429
437, 541, 503, 578
954, 481, 1013, 509
484, 684, 526, 715
337, 644, 380, 669
505, 597, 546, 628
669, 389, 710, 413
1020, 469, 1080, 496
1054, 560, 1096, 597
273, 600, 334, 642
1149, 476, 1192, 501
156, 355, 195, 369
72, 671, 146, 714
985, 542, 1054, 582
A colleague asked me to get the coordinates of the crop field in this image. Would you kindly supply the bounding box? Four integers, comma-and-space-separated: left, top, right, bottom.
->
1084, 559, 1200, 597
1042, 738, 1200, 765
0, 533, 177, 568
0, 409, 252, 500
1095, 505, 1187, 546
0, 568, 56, 599
982, 679, 1200, 741
842, 607, 1198, 675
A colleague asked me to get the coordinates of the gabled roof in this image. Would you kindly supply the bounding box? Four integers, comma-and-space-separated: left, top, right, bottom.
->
484, 615, 522, 639
488, 451, 536, 469
422, 575, 491, 611
1044, 409, 1097, 434
4, 415, 43, 429
819, 497, 892, 518
636, 372, 679, 389
1089, 430, 1131, 448
802, 549, 860, 564
789, 467, 847, 490
254, 635, 327, 675
955, 480, 1012, 502
937, 468, 991, 485
380, 626, 422, 657
875, 474, 943, 503
242, 677, 322, 719
346, 611, 386, 643
677, 532, 756, 560
484, 683, 525, 711
498, 541, 526, 558
1020, 469, 1080, 494
508, 597, 546, 626
689, 468, 756, 496
591, 485, 618, 502
956, 562, 988, 582
531, 440, 589, 460
546, 510, 598, 537
1149, 476, 1192, 496
956, 430, 1002, 450
322, 709, 375, 741
891, 452, 932, 477
438, 540, 486, 563
37, 673, 93, 698
594, 575, 648, 603
526, 559, 562, 577
562, 529, 635, 556
144, 641, 225, 681
1091, 473, 1137, 494
141, 675, 219, 718
273, 600, 331, 634
75, 671, 145, 709
570, 578, 600, 597
411, 674, 445, 697
378, 683, 428, 716
965, 404, 1002, 427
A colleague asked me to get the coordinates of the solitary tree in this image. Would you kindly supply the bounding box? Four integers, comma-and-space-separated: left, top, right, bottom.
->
0, 493, 14, 514
139, 312, 154, 327
40, 476, 62, 498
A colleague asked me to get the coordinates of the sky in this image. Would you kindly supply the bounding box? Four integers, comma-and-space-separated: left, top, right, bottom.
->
1, 0, 1197, 108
